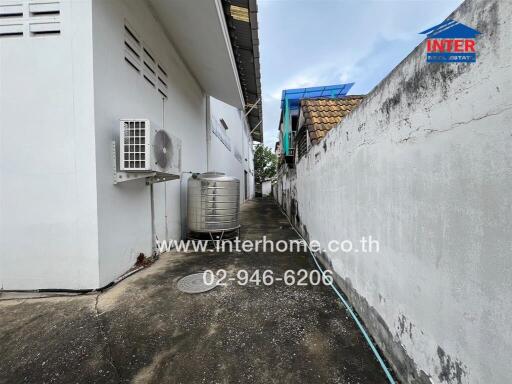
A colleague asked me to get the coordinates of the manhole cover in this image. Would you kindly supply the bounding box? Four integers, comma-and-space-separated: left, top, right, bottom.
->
177, 273, 219, 294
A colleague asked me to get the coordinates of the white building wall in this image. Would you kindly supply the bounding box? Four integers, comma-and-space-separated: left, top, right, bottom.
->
209, 96, 255, 203
0, 0, 255, 290
276, 1, 511, 383
0, 0, 99, 289
91, 0, 207, 287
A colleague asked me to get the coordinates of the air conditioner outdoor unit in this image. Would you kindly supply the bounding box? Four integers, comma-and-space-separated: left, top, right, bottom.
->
119, 119, 181, 176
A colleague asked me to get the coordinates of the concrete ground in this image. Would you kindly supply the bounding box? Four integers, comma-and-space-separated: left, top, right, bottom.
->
0, 198, 388, 384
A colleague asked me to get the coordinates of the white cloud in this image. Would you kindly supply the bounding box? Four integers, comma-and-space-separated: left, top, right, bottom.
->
258, 0, 464, 148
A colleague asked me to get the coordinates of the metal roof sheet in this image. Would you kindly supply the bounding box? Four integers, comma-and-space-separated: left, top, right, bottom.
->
281, 83, 354, 111
222, 0, 263, 142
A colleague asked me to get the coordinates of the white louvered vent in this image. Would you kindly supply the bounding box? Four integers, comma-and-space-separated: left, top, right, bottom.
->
0, 1, 62, 38
157, 64, 168, 99
0, 22, 22, 37
124, 22, 141, 73
142, 46, 156, 87
29, 1, 59, 16
0, 2, 23, 38
0, 3, 23, 18
124, 20, 169, 99
30, 1, 61, 36
30, 21, 60, 36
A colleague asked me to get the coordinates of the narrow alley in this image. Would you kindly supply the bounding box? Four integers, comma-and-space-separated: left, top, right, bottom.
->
0, 198, 388, 384
1, 0, 510, 382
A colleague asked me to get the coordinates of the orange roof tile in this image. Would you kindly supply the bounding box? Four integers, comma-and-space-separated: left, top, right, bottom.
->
301, 96, 364, 144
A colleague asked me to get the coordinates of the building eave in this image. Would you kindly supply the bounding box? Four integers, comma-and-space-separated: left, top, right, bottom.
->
221, 0, 263, 142
148, 0, 245, 109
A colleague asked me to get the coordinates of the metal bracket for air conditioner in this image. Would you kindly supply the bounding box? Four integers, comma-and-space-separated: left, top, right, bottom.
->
111, 141, 179, 185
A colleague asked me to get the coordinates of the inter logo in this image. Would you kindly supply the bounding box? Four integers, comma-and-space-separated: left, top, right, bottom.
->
420, 19, 481, 63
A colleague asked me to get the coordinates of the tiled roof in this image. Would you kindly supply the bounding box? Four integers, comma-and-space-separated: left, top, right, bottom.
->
300, 96, 364, 144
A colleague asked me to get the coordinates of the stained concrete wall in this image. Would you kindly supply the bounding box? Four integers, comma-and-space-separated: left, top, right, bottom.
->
276, 1, 511, 383
262, 181, 272, 196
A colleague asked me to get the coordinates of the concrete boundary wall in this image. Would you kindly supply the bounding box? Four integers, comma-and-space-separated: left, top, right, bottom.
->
276, 1, 511, 383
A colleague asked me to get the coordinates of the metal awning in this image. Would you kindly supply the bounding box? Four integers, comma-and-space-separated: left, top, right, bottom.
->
222, 0, 263, 142
281, 83, 354, 110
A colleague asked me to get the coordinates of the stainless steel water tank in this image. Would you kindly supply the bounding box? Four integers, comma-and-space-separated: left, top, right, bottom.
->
187, 172, 240, 233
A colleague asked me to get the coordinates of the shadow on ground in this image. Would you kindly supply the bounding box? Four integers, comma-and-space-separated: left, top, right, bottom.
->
0, 198, 387, 384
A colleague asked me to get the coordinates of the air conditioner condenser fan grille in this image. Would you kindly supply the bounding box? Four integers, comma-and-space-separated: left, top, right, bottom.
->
154, 130, 171, 169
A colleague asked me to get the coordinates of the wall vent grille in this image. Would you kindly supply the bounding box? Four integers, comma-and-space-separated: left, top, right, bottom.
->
157, 63, 168, 98
142, 45, 156, 87
29, 2, 59, 17
143, 74, 155, 87
124, 21, 168, 99
0, 23, 23, 37
123, 22, 141, 73
0, 3, 23, 18
29, 21, 60, 36
0, 1, 61, 38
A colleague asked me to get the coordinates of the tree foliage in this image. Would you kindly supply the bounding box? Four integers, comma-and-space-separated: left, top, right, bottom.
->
254, 144, 277, 184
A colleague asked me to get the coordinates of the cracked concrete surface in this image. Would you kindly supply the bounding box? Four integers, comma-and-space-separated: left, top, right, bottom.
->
0, 198, 388, 383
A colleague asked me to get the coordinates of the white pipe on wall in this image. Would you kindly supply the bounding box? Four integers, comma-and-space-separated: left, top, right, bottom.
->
206, 94, 211, 172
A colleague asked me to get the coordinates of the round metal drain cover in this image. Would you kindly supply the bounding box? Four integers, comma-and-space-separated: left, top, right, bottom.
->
177, 273, 219, 294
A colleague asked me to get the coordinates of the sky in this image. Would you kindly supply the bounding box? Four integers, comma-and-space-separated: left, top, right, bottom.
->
258, 0, 464, 148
